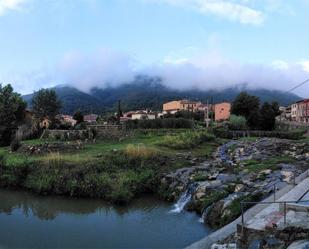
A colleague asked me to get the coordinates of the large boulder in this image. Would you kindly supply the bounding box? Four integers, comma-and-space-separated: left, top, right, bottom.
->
206, 192, 247, 228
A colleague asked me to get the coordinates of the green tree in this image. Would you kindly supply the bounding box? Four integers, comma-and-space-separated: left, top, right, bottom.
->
32, 89, 62, 120
260, 102, 276, 130
271, 101, 281, 117
73, 111, 84, 125
0, 84, 27, 146
117, 100, 123, 124
231, 92, 260, 129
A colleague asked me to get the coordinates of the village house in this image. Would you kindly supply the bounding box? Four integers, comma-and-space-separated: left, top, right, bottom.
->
296, 99, 309, 123
163, 100, 202, 114
120, 111, 135, 122
84, 114, 98, 124
196, 103, 211, 112
283, 106, 291, 120
214, 102, 231, 121
162, 99, 231, 122
39, 117, 51, 129
291, 103, 298, 121
57, 114, 77, 126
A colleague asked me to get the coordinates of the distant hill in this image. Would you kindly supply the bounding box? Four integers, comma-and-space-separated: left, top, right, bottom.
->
23, 77, 301, 115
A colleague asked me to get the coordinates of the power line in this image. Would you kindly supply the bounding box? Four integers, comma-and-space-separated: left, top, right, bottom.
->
283, 78, 309, 95
266, 78, 309, 104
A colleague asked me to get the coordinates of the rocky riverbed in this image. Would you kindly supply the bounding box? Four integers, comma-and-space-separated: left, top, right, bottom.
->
160, 138, 309, 228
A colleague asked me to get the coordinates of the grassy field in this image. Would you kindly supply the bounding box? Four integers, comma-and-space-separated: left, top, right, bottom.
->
0, 129, 220, 204
0, 130, 218, 163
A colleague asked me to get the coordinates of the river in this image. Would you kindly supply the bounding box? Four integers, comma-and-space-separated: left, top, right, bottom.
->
0, 189, 211, 248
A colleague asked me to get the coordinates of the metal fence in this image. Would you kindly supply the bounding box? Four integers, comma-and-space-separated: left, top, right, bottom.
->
240, 170, 309, 235
240, 199, 309, 234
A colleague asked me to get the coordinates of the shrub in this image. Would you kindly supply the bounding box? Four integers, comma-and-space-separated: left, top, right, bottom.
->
109, 185, 133, 204
0, 154, 32, 187
187, 190, 228, 214
272, 129, 306, 140
10, 138, 21, 152
125, 118, 193, 129
218, 192, 264, 227
74, 122, 87, 130
228, 115, 247, 130
213, 127, 306, 140
161, 130, 215, 149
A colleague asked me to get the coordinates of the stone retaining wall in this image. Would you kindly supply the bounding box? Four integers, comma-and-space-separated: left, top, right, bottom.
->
41, 129, 94, 141
18, 141, 84, 155
41, 128, 132, 141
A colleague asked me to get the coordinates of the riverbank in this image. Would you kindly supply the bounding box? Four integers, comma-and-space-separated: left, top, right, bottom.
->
0, 129, 219, 204
1, 129, 308, 243
161, 137, 309, 230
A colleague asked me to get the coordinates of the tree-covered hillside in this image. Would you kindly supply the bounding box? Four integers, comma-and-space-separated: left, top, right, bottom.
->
23, 77, 301, 115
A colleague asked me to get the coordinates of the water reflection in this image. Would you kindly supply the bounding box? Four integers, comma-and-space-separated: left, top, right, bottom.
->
0, 189, 210, 249
0, 189, 163, 220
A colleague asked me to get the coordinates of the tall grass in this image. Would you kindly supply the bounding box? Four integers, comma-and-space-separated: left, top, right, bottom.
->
161, 130, 215, 149
43, 153, 66, 167
124, 144, 158, 160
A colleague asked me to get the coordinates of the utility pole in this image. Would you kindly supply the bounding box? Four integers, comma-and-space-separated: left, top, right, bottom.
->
205, 99, 210, 128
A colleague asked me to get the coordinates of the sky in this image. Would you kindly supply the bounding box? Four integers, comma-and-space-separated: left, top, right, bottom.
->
0, 0, 308, 96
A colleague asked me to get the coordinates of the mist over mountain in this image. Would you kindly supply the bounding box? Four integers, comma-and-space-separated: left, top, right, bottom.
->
23, 76, 301, 115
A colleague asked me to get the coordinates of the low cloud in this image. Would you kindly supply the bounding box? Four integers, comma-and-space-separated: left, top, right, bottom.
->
57, 49, 137, 92
54, 49, 309, 97
4, 48, 309, 97
144, 56, 309, 96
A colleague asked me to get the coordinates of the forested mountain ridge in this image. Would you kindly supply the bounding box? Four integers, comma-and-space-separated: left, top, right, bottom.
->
23, 77, 301, 115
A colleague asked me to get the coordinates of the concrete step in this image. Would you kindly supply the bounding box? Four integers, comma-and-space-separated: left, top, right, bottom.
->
245, 178, 309, 231
185, 170, 309, 249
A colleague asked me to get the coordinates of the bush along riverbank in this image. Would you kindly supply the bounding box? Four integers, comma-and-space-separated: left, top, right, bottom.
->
160, 137, 309, 229
0, 130, 219, 204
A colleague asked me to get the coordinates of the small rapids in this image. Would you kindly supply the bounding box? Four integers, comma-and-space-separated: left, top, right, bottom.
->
198, 204, 213, 223
218, 141, 237, 165
169, 190, 192, 213
169, 183, 197, 214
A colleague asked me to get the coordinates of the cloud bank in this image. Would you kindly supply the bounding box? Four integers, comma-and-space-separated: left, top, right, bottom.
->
53, 48, 309, 97
57, 49, 136, 92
